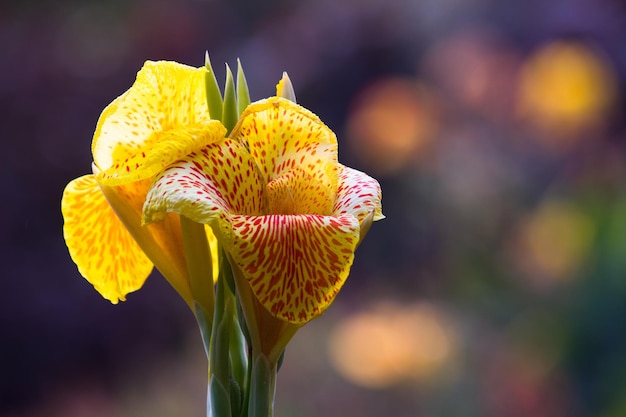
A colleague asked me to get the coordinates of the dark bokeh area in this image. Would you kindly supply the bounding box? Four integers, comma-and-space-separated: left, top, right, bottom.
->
3, 0, 626, 416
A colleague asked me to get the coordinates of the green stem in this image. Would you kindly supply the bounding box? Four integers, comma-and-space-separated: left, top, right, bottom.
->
248, 354, 277, 417
208, 273, 233, 417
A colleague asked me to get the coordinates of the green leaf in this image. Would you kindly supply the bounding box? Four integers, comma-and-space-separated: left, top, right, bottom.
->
205, 51, 223, 121
236, 59, 251, 116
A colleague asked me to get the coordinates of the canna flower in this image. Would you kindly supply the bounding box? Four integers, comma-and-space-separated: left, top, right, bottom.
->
143, 97, 384, 328
62, 61, 221, 307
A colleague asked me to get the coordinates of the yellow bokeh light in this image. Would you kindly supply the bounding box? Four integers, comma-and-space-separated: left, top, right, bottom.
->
327, 301, 456, 388
517, 41, 617, 145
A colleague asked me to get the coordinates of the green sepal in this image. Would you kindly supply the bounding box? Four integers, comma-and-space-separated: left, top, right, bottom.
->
222, 64, 238, 135
204, 52, 223, 121
209, 374, 232, 417
236, 59, 251, 116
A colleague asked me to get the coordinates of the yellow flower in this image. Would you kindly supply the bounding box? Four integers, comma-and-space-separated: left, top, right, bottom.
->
62, 61, 222, 306
143, 97, 384, 324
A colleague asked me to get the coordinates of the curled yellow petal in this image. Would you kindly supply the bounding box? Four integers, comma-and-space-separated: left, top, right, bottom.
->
142, 97, 384, 324
61, 174, 153, 303
92, 61, 219, 185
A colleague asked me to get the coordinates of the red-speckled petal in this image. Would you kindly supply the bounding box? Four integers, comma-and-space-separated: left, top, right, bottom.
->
143, 139, 265, 225
219, 213, 360, 324
92, 61, 216, 184
231, 97, 338, 189
333, 164, 385, 224
62, 174, 153, 303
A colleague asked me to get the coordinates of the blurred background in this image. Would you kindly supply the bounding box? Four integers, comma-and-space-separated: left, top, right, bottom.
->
2, 0, 626, 416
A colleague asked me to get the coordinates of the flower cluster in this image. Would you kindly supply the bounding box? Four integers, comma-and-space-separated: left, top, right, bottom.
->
61, 56, 383, 417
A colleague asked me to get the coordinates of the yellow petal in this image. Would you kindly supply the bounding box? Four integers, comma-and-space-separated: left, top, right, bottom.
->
143, 139, 265, 225
220, 214, 361, 324
61, 174, 153, 303
92, 61, 217, 183
97, 122, 226, 186
230, 97, 338, 193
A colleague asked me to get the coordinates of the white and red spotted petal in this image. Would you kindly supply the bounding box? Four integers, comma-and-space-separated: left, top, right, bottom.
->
333, 164, 385, 225
143, 139, 265, 225
219, 213, 361, 324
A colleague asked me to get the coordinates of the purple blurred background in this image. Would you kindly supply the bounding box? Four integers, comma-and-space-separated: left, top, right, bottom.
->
3, 0, 626, 416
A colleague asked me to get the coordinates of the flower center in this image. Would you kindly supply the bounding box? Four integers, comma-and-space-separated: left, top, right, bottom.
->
265, 167, 335, 215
